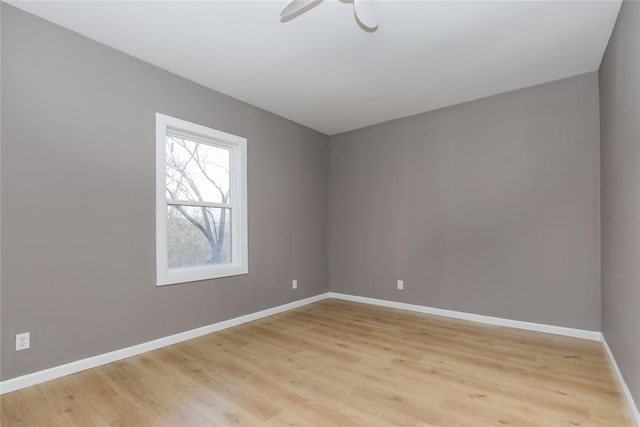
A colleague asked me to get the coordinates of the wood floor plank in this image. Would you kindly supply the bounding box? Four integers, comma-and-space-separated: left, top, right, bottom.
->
0, 299, 633, 426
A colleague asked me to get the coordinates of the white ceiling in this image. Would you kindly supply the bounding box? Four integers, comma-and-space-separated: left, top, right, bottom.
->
11, 0, 621, 135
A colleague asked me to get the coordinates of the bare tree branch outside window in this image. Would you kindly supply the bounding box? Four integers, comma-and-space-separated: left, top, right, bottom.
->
165, 136, 231, 268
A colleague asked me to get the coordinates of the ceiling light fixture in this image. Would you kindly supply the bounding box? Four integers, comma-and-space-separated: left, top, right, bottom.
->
280, 0, 378, 32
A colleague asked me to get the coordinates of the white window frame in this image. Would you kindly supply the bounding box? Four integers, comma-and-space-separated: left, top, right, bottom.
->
155, 113, 248, 286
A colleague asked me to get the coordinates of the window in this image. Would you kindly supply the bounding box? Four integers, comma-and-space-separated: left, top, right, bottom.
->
156, 113, 247, 286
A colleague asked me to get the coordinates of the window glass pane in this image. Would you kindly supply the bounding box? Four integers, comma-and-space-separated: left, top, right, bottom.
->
165, 136, 230, 203
167, 205, 232, 269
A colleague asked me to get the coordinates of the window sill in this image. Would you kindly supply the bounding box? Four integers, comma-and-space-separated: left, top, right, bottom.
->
157, 264, 248, 286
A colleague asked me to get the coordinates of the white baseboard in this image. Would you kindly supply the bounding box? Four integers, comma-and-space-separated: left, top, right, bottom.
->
0, 291, 612, 398
328, 292, 602, 341
601, 336, 640, 426
0, 292, 330, 395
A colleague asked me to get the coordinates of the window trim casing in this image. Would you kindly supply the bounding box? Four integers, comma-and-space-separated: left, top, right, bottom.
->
155, 113, 248, 286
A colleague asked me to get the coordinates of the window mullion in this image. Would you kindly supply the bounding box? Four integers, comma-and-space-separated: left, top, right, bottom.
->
166, 199, 232, 209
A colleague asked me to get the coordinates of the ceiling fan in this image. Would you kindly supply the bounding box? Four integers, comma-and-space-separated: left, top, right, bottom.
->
280, 0, 378, 31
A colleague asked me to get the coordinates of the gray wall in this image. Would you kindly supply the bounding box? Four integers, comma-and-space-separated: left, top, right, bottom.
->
329, 72, 601, 330
600, 0, 640, 408
1, 5, 329, 380
0, 2, 4, 380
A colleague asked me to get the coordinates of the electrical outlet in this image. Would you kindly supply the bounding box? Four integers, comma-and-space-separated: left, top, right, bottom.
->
16, 332, 30, 351
397, 280, 404, 290
292, 279, 298, 289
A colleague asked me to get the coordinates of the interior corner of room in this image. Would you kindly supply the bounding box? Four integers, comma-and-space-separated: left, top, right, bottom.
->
0, 0, 639, 425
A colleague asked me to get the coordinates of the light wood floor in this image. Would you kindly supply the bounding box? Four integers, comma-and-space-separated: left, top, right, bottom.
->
0, 299, 632, 426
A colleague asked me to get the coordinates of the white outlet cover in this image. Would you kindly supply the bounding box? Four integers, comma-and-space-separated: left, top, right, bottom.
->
292, 279, 298, 289
397, 280, 404, 290
16, 332, 30, 351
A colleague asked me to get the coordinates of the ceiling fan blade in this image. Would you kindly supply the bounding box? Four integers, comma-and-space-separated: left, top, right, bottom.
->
353, 0, 377, 29
280, 0, 320, 19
